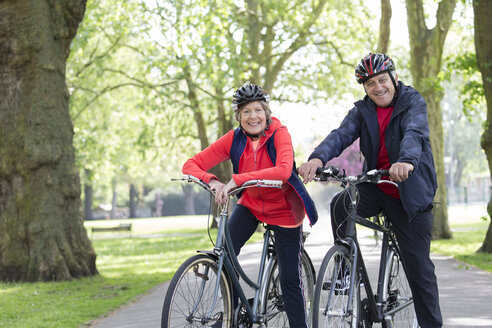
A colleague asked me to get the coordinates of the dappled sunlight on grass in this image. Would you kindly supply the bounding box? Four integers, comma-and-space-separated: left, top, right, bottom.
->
93, 234, 210, 278
0, 284, 22, 295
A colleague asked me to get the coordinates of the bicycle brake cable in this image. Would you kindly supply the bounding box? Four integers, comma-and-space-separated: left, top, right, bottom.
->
207, 192, 215, 247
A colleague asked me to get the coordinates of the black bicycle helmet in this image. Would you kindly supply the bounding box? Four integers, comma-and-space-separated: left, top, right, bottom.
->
232, 84, 270, 110
355, 53, 396, 84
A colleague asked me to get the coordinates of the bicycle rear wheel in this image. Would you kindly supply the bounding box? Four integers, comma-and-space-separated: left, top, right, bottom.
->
262, 249, 315, 327
382, 247, 418, 328
161, 254, 232, 328
313, 244, 360, 328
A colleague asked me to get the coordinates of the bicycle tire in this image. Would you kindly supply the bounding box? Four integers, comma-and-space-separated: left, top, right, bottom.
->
261, 249, 315, 327
313, 244, 361, 328
161, 254, 232, 328
381, 246, 418, 328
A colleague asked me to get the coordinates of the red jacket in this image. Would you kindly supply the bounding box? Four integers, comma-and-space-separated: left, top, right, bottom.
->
182, 117, 306, 226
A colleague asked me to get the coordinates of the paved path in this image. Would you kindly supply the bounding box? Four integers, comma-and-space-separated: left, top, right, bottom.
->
88, 216, 492, 328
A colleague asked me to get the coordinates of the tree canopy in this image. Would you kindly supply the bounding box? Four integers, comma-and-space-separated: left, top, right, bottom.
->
65, 0, 491, 240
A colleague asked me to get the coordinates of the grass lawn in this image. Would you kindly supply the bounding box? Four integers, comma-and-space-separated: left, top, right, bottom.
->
431, 203, 492, 273
0, 217, 264, 328
0, 206, 490, 327
0, 220, 213, 328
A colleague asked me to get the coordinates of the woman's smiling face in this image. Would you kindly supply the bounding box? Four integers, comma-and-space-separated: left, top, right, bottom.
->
239, 101, 267, 138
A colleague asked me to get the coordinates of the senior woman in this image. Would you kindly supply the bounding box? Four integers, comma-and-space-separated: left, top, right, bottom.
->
182, 83, 317, 328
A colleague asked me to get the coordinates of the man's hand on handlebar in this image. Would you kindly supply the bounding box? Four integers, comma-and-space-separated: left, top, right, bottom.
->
389, 162, 414, 183
298, 158, 323, 184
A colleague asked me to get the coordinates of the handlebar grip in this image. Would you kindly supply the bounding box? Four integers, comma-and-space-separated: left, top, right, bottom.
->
380, 170, 390, 177
378, 169, 412, 177
258, 180, 283, 187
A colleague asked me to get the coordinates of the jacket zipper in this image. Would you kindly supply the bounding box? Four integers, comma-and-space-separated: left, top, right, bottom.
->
252, 137, 269, 222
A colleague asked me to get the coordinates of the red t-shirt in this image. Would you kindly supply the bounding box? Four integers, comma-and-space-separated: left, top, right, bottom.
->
376, 106, 400, 199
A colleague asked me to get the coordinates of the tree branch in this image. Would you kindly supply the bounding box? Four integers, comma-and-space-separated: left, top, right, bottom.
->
377, 0, 392, 53
405, 0, 428, 46
71, 83, 143, 121
265, 0, 329, 91
435, 0, 457, 43
75, 34, 123, 77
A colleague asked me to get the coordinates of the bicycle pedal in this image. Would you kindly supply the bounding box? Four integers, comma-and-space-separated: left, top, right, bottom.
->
210, 312, 224, 328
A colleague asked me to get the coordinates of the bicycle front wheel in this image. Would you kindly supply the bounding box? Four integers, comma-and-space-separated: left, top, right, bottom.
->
382, 247, 418, 328
313, 244, 360, 328
161, 254, 232, 328
262, 249, 315, 327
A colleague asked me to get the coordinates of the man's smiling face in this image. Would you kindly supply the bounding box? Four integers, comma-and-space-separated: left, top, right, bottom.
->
363, 72, 397, 107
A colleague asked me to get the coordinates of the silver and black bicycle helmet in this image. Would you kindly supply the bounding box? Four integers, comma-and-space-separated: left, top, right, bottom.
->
232, 84, 270, 111
355, 53, 396, 84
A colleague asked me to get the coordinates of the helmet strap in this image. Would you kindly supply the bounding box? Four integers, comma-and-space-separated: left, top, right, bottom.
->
389, 71, 398, 91
387, 73, 398, 107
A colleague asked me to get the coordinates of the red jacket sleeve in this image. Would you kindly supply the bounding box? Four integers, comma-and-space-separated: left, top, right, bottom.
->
232, 126, 294, 186
182, 130, 234, 183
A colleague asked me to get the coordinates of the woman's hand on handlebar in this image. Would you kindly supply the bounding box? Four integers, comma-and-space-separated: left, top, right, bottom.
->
215, 179, 238, 204
208, 179, 225, 200
389, 162, 414, 183
298, 158, 323, 184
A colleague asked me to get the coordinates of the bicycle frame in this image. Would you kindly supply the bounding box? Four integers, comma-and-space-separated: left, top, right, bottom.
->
184, 177, 282, 325
217, 205, 273, 324
167, 175, 314, 327
317, 167, 414, 326
337, 186, 412, 324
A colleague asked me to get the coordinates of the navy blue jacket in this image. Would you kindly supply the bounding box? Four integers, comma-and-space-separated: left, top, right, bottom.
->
309, 81, 437, 220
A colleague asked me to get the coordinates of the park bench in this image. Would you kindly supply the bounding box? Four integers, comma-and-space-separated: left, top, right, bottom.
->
91, 223, 132, 238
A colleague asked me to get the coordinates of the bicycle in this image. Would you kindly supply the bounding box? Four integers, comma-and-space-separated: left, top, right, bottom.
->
312, 167, 418, 328
161, 175, 316, 328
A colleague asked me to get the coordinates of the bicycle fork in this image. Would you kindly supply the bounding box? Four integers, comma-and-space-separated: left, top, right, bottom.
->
322, 239, 360, 319
188, 210, 229, 325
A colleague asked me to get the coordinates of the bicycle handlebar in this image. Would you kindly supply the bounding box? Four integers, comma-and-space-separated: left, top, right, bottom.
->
314, 166, 397, 187
172, 175, 212, 190
172, 175, 283, 197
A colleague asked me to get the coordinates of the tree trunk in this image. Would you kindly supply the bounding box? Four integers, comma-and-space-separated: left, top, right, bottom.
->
474, 0, 492, 253
111, 180, 117, 219
405, 0, 456, 239
426, 94, 452, 238
183, 63, 232, 227
154, 192, 163, 217
83, 169, 93, 220
129, 184, 138, 218
0, 0, 96, 281
84, 183, 94, 220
